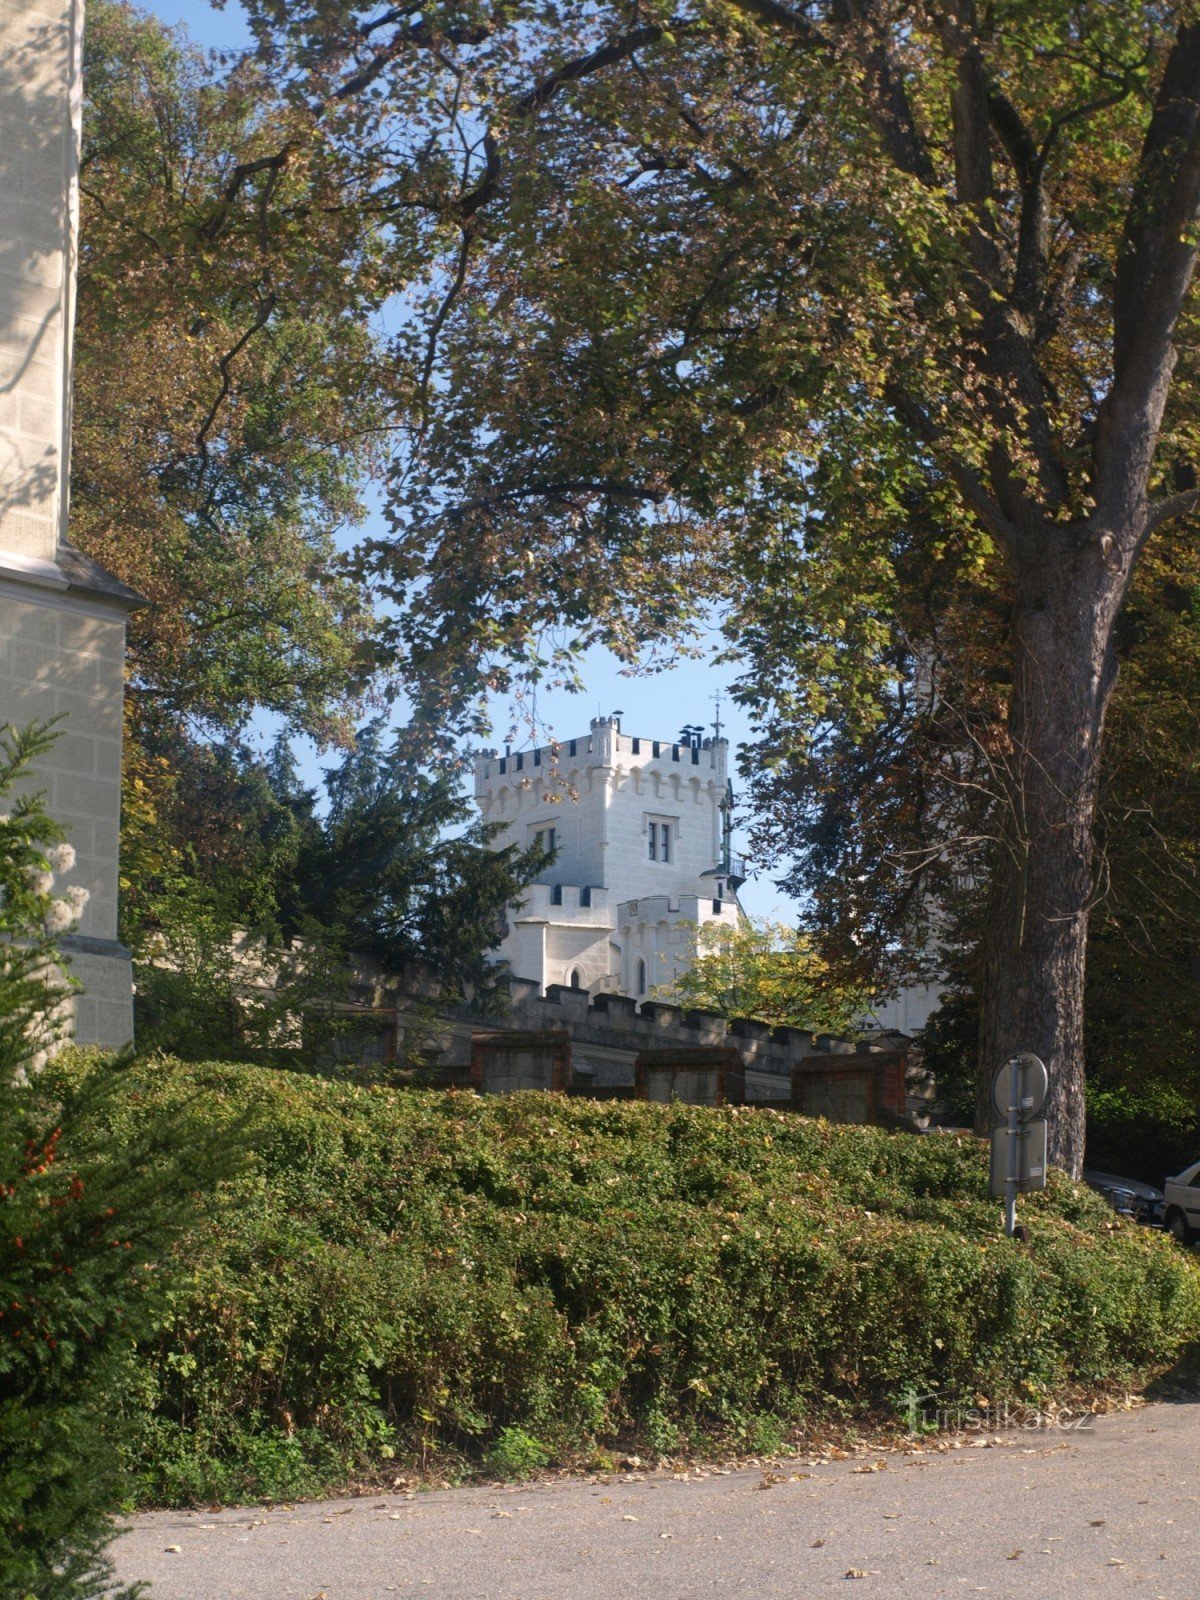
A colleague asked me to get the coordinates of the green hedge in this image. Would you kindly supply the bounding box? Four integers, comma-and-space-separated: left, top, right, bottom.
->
54, 1055, 1200, 1505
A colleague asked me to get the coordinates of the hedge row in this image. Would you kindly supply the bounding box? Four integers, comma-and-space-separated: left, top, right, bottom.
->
55, 1055, 1200, 1505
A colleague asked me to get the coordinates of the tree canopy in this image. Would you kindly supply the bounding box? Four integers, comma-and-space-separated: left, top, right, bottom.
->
78, 0, 1200, 1168
74, 0, 394, 746
654, 917, 868, 1034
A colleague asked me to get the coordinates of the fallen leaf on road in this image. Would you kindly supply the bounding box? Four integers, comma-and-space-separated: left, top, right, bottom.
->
1090, 1519, 1106, 1526
852, 1462, 887, 1474
1006, 1551, 1022, 1560
812, 1539, 826, 1548
622, 1514, 638, 1522
845, 1570, 868, 1579
164, 1546, 181, 1554
1107, 1559, 1125, 1567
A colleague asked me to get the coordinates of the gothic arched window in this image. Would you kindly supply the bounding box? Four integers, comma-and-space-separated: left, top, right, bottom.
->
636, 959, 647, 996
569, 968, 583, 990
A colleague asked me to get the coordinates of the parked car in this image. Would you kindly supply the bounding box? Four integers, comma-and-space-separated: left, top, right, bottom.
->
1083, 1169, 1164, 1226
1162, 1159, 1200, 1244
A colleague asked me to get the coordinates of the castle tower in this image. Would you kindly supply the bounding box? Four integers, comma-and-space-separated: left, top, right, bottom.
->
474, 717, 745, 997
0, 0, 140, 1045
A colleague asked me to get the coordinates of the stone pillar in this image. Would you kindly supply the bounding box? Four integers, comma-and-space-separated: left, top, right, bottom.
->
0, 0, 141, 1047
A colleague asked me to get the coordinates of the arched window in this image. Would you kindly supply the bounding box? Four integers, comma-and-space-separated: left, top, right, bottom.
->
636, 959, 647, 997
569, 968, 583, 990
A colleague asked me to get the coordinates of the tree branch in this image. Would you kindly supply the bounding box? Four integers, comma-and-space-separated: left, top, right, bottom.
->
194, 293, 278, 481
1141, 484, 1200, 541
1102, 23, 1200, 518
885, 382, 1018, 550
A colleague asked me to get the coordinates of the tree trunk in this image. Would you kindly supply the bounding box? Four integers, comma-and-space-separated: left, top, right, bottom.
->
976, 531, 1129, 1178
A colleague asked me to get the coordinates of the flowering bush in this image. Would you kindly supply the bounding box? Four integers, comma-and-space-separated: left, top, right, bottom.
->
0, 722, 236, 1600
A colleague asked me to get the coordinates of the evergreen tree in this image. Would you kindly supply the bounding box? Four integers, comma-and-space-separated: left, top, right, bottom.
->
0, 724, 237, 1599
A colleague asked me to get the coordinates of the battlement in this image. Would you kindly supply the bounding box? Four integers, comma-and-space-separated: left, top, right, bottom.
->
474, 716, 729, 797
423, 972, 894, 1104
510, 881, 612, 922
617, 892, 740, 924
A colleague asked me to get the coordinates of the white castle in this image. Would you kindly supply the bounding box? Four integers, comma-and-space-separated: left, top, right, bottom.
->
474, 716, 745, 998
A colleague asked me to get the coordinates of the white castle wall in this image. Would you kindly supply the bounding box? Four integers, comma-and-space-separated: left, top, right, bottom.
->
0, 0, 138, 1047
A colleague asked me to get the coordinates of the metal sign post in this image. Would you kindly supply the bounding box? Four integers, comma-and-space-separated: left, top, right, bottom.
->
988, 1053, 1048, 1235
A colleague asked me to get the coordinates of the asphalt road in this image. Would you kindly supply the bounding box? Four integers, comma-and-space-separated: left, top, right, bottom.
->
113, 1401, 1200, 1600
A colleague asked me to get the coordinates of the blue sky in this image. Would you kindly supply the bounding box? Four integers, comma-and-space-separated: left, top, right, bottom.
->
129, 0, 797, 919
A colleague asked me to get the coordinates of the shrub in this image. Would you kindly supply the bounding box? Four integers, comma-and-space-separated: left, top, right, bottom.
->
52, 1054, 1200, 1504
0, 724, 241, 1600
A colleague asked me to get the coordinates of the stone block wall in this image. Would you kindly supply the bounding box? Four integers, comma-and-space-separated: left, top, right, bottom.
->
0, 0, 80, 566
0, 579, 133, 1046
405, 974, 916, 1125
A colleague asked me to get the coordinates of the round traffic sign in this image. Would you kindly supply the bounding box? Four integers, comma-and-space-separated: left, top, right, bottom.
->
990, 1052, 1048, 1123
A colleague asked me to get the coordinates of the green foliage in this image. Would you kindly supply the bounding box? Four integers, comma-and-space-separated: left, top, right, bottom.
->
0, 728, 240, 1600
484, 1427, 551, 1479
653, 917, 868, 1033
280, 720, 549, 998
126, 724, 547, 1065
51, 1054, 1200, 1505
1085, 1084, 1200, 1190
76, 0, 390, 747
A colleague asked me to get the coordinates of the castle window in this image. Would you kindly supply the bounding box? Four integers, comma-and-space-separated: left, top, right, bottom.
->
647, 815, 676, 864
531, 825, 557, 855
580, 885, 592, 906
551, 884, 563, 905
569, 968, 583, 990
636, 959, 647, 996
632, 737, 640, 754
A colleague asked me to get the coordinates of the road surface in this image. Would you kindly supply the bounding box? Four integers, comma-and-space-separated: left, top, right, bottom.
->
113, 1400, 1199, 1599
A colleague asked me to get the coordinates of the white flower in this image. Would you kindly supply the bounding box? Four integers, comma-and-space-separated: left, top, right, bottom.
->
29, 870, 54, 895
45, 899, 75, 934
49, 843, 76, 873
65, 884, 90, 912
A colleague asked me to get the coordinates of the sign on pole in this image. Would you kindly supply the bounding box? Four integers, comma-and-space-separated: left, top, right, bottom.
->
989, 1118, 1048, 1194
988, 1053, 1048, 1236
989, 1051, 1048, 1124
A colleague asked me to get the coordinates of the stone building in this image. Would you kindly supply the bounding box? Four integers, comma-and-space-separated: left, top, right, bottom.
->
474, 716, 745, 997
0, 0, 139, 1046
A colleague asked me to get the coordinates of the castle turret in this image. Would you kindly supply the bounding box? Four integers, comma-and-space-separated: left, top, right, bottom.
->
474, 718, 744, 995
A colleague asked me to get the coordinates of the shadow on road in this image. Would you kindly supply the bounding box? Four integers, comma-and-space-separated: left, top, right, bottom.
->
1145, 1342, 1200, 1403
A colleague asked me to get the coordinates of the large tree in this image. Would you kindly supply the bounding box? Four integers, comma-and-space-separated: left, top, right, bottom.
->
75, 0, 396, 748
207, 0, 1200, 1174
